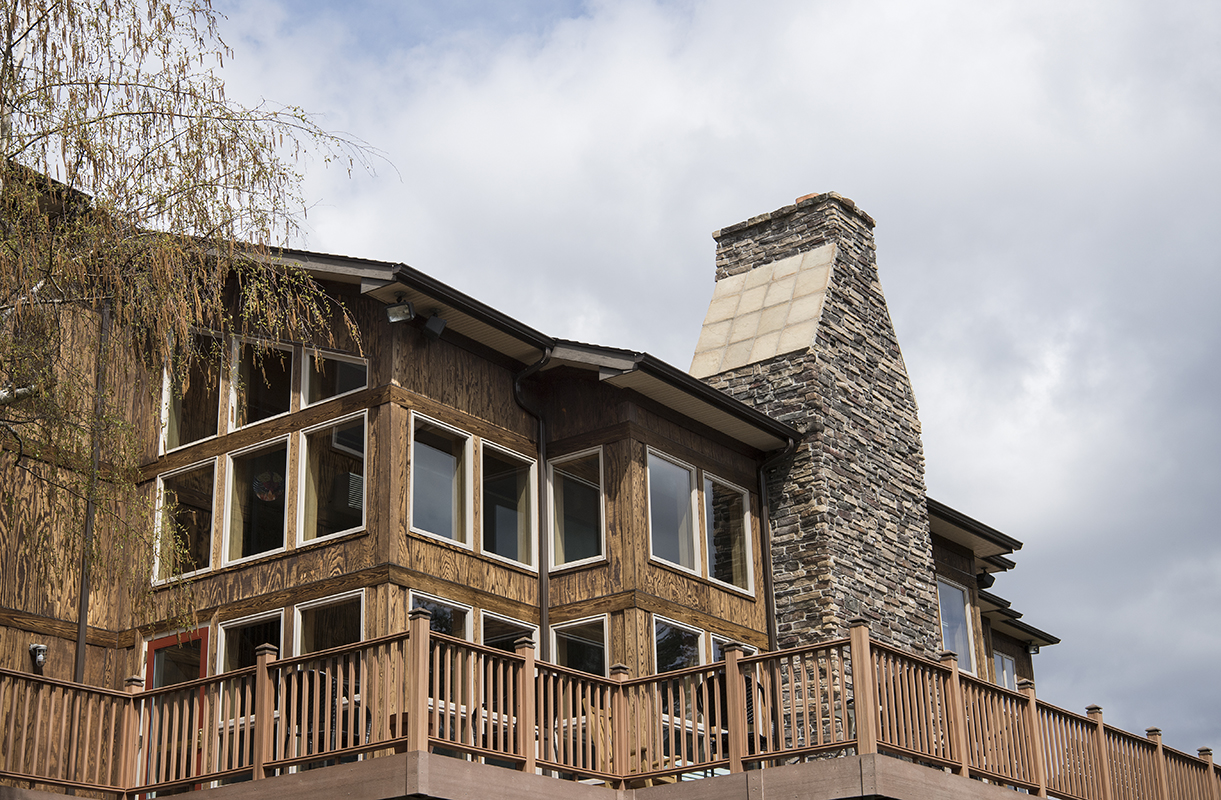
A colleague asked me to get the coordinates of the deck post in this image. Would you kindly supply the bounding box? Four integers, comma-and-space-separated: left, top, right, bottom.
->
119, 676, 144, 795
515, 637, 537, 774
1018, 680, 1048, 798
610, 663, 630, 787
1086, 706, 1114, 800
723, 644, 747, 773
251, 643, 278, 780
407, 609, 432, 753
1198, 748, 1219, 800
848, 619, 877, 756
939, 652, 970, 775
1147, 728, 1171, 800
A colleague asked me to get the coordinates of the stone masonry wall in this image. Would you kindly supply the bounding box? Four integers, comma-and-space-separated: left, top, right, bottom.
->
703, 193, 940, 655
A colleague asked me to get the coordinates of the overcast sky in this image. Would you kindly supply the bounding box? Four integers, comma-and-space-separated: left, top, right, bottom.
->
214, 0, 1220, 752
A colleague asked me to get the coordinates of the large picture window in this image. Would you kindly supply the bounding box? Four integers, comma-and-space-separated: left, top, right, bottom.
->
937, 578, 975, 673
300, 414, 366, 542
411, 415, 471, 545
297, 592, 363, 654
232, 340, 293, 428
481, 443, 534, 566
653, 616, 703, 674
304, 351, 367, 406
219, 613, 283, 671
647, 451, 697, 572
552, 616, 607, 676
226, 440, 288, 562
481, 612, 536, 653
704, 475, 751, 591
163, 333, 221, 451
157, 460, 215, 580
550, 450, 603, 568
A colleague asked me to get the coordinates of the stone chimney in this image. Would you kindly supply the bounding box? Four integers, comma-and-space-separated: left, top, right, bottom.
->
692, 192, 939, 655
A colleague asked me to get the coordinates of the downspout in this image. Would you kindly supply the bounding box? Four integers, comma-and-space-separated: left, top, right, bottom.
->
513, 347, 553, 660
758, 437, 796, 652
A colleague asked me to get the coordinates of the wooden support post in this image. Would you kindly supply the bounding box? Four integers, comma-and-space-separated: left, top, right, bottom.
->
723, 644, 747, 773
610, 664, 630, 788
940, 652, 971, 775
1147, 728, 1172, 800
1086, 706, 1114, 800
407, 608, 432, 753
1198, 748, 1219, 800
251, 643, 278, 780
119, 676, 144, 796
515, 637, 537, 774
1019, 680, 1048, 798
849, 618, 878, 756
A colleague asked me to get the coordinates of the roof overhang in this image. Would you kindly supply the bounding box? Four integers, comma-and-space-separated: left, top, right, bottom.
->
928, 497, 1023, 560
978, 590, 1060, 648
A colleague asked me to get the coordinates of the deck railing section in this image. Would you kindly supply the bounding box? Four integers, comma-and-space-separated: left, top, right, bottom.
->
0, 617, 1216, 799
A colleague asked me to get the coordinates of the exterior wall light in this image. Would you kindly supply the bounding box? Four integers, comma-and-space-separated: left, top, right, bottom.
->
1027, 643, 1040, 655
386, 294, 415, 324
423, 313, 447, 340
29, 643, 47, 674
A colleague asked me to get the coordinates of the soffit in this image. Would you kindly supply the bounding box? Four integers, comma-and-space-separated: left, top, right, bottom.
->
928, 498, 1022, 560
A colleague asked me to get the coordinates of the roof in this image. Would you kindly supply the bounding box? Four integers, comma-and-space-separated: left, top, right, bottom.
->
978, 590, 1061, 648
928, 497, 1023, 562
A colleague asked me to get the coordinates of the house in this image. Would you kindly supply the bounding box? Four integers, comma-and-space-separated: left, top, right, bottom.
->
9, 194, 1211, 800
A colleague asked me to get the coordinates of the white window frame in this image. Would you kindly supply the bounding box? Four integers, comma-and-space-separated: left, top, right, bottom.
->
646, 449, 701, 576
229, 337, 296, 432
301, 348, 368, 408
153, 457, 218, 584
652, 614, 706, 674
551, 614, 608, 677
547, 447, 606, 571
993, 651, 1017, 691
479, 439, 538, 570
702, 472, 754, 596
294, 589, 365, 655
159, 331, 224, 455
296, 410, 368, 544
408, 590, 474, 640
222, 435, 291, 566
409, 411, 475, 548
479, 610, 538, 651
217, 610, 285, 673
936, 577, 976, 674
710, 634, 758, 663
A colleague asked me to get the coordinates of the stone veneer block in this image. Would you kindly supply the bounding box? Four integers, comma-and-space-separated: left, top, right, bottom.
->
690, 240, 837, 378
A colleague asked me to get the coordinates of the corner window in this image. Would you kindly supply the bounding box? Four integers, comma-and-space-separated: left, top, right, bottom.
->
552, 616, 607, 676
410, 415, 472, 545
653, 616, 703, 674
481, 443, 535, 566
481, 612, 536, 653
219, 612, 283, 672
410, 592, 472, 639
304, 351, 367, 406
226, 439, 288, 563
296, 592, 363, 654
994, 652, 1017, 691
156, 460, 215, 580
647, 451, 697, 572
936, 578, 975, 673
300, 413, 366, 542
232, 340, 293, 428
162, 333, 222, 451
704, 475, 751, 591
550, 449, 603, 568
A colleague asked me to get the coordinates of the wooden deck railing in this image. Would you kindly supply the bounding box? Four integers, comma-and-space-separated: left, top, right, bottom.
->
1, 617, 1217, 798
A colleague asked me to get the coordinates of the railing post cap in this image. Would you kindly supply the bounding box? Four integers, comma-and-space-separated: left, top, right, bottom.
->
1086, 704, 1103, 714
1146, 727, 1162, 737
1017, 678, 1035, 690
408, 607, 433, 620
849, 617, 869, 629
721, 642, 748, 654
254, 642, 279, 658
124, 675, 145, 688
610, 663, 630, 677
513, 636, 536, 651
938, 650, 958, 663
1198, 747, 1213, 757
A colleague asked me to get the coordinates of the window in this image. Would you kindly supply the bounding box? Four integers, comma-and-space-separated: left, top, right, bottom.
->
303, 351, 367, 406
994, 652, 1017, 691
550, 449, 603, 568
410, 592, 472, 639
232, 340, 293, 428
481, 612, 536, 653
653, 617, 703, 674
146, 629, 207, 688
296, 592, 363, 654
226, 439, 288, 563
936, 578, 975, 673
300, 413, 366, 542
647, 451, 697, 572
219, 613, 283, 671
156, 460, 215, 580
410, 415, 472, 545
704, 475, 751, 591
711, 636, 757, 662
481, 443, 535, 566
163, 333, 221, 451
552, 616, 607, 676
